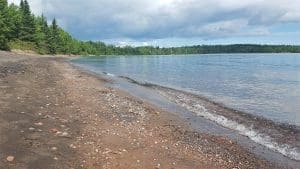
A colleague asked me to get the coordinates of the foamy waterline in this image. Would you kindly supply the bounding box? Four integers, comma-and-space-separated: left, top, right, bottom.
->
103, 72, 115, 77
117, 75, 300, 161
173, 97, 300, 161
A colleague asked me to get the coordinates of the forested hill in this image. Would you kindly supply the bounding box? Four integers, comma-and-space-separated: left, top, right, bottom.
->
1, 0, 300, 55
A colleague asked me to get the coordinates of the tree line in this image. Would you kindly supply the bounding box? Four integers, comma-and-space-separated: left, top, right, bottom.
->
1, 0, 300, 55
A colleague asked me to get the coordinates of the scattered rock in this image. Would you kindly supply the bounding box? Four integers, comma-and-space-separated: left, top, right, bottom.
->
6, 156, 15, 162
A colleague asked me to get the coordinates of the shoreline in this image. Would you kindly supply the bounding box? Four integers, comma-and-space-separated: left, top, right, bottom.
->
0, 51, 295, 168
73, 63, 300, 166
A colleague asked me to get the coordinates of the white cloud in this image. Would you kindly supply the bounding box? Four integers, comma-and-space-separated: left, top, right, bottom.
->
7, 0, 300, 42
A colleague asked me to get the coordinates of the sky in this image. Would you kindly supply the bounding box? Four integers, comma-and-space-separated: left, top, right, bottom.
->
8, 0, 300, 47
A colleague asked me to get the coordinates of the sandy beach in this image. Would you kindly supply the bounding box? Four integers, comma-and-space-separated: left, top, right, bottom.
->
0, 51, 286, 169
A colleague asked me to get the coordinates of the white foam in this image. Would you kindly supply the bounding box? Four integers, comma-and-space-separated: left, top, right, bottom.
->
103, 72, 115, 77
160, 91, 300, 161
186, 103, 300, 161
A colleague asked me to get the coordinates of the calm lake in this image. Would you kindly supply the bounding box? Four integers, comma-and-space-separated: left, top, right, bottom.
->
73, 53, 300, 126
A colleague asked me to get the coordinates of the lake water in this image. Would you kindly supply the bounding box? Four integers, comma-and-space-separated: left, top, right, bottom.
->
72, 53, 300, 161
73, 54, 300, 126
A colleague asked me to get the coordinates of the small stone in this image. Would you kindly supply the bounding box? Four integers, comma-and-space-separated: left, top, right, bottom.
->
61, 132, 68, 137
34, 122, 43, 126
6, 156, 14, 162
69, 144, 77, 149
51, 147, 58, 151
29, 127, 35, 131
50, 128, 59, 133
53, 157, 58, 160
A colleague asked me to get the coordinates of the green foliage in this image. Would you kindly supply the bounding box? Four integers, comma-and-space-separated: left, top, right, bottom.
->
19, 0, 36, 41
1, 0, 300, 55
7, 3, 22, 40
34, 14, 49, 54
0, 0, 9, 50
8, 39, 37, 51
47, 18, 60, 54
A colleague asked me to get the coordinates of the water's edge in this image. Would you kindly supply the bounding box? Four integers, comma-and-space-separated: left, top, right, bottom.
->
71, 62, 300, 168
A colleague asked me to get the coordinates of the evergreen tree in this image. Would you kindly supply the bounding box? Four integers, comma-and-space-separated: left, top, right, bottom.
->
48, 18, 60, 54
35, 14, 49, 53
7, 3, 22, 40
19, 0, 24, 10
0, 0, 9, 50
19, 0, 35, 41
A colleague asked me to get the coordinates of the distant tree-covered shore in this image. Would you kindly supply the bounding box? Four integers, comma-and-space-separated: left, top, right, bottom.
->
1, 0, 300, 55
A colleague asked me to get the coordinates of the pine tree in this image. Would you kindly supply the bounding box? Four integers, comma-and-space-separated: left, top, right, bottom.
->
48, 18, 60, 54
35, 14, 49, 53
19, 0, 36, 41
7, 3, 22, 40
19, 0, 24, 10
0, 0, 9, 50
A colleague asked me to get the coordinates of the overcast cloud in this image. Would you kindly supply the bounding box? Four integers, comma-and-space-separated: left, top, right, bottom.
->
8, 0, 300, 46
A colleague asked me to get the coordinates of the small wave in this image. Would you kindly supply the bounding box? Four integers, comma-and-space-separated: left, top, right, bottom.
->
119, 76, 155, 87
103, 72, 115, 77
176, 99, 300, 161
119, 75, 300, 161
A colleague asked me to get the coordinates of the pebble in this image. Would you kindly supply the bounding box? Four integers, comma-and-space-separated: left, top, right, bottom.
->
6, 156, 14, 162
34, 122, 43, 126
50, 128, 58, 132
29, 127, 35, 131
51, 147, 58, 151
61, 132, 69, 137
70, 144, 77, 149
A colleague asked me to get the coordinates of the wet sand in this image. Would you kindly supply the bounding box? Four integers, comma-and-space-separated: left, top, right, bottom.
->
0, 51, 286, 168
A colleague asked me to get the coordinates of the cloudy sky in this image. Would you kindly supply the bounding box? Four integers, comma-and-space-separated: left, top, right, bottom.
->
8, 0, 300, 46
